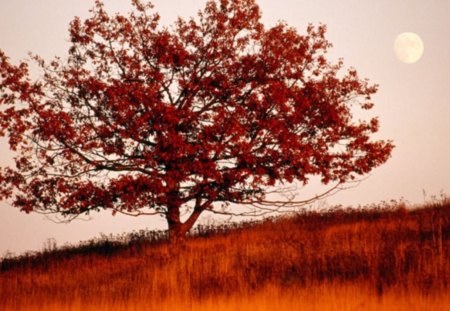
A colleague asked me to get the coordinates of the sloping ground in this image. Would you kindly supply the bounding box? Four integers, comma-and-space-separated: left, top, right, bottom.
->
1, 200, 449, 310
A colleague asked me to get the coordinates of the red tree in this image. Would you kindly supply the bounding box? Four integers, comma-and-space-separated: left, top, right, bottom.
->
0, 0, 393, 242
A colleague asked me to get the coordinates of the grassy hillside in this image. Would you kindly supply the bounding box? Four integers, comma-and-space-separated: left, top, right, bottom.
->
1, 199, 450, 310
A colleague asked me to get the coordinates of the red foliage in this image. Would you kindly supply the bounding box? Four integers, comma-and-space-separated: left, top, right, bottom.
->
0, 0, 393, 240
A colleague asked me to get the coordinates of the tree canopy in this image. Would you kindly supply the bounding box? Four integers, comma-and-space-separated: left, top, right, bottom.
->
0, 0, 393, 241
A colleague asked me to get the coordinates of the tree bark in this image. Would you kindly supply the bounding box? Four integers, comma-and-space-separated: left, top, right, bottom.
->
166, 199, 206, 246
167, 204, 185, 245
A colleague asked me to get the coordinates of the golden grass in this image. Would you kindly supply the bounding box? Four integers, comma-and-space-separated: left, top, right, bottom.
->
1, 200, 449, 310
5, 284, 450, 311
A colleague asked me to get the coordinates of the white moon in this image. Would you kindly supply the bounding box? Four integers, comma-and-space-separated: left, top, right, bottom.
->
394, 32, 424, 64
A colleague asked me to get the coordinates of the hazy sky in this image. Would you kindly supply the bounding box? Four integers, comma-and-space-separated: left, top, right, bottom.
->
1, 0, 449, 255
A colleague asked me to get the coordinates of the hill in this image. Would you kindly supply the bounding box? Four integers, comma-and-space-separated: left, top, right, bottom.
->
1, 199, 450, 310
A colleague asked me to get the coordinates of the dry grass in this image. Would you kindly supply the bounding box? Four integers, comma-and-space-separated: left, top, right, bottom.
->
6, 284, 450, 311
1, 199, 449, 310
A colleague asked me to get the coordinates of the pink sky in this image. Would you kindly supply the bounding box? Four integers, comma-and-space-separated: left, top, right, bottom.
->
1, 0, 449, 255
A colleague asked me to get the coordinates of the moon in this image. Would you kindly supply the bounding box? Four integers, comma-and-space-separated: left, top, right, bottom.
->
394, 32, 424, 64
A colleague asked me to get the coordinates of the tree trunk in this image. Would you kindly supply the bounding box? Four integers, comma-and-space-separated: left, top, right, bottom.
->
167, 204, 186, 245
168, 223, 187, 245
166, 200, 206, 246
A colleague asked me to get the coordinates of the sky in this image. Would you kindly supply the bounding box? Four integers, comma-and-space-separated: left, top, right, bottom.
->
0, 0, 449, 255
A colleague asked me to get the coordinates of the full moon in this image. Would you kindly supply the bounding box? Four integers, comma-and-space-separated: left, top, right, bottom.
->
394, 32, 424, 64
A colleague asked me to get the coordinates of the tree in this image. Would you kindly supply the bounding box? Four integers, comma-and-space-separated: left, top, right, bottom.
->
0, 0, 393, 243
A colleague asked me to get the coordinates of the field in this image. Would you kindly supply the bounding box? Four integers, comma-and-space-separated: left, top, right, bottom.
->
1, 199, 449, 310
